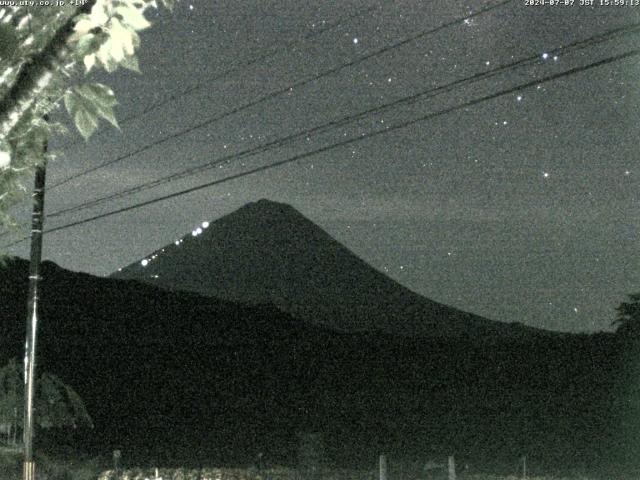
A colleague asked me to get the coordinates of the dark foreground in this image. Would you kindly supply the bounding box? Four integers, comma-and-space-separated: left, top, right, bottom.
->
2, 259, 640, 476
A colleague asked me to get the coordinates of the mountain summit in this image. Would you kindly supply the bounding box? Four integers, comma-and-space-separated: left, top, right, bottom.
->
112, 199, 546, 339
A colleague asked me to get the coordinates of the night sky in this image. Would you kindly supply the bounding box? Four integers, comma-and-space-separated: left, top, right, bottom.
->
5, 0, 640, 333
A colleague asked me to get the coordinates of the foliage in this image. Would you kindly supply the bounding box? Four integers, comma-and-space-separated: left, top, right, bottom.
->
0, 448, 21, 480
0, 359, 92, 447
613, 292, 640, 337
36, 452, 104, 480
0, 450, 104, 480
0, 0, 176, 236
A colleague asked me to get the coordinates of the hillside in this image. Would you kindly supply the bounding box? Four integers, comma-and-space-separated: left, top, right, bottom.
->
0, 258, 624, 472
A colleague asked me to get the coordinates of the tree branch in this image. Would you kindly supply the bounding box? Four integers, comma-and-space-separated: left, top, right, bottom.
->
0, 0, 97, 139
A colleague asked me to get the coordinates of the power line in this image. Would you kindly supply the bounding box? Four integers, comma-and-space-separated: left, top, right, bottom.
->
3, 20, 637, 237
48, 0, 513, 190
4, 48, 636, 248
55, 4, 380, 152
45, 21, 640, 220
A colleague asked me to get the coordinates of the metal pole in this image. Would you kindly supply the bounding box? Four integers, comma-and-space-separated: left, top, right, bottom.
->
23, 159, 47, 480
447, 455, 456, 480
379, 454, 387, 480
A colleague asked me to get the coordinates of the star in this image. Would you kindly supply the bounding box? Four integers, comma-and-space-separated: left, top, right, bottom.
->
516, 95, 523, 102
542, 172, 550, 178
353, 38, 359, 45
542, 52, 549, 60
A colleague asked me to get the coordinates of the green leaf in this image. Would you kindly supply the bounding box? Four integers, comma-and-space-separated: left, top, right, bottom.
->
63, 90, 81, 118
76, 83, 118, 108
96, 104, 119, 129
115, 4, 151, 30
84, 53, 97, 72
120, 54, 141, 73
104, 19, 127, 61
160, 0, 175, 12
0, 139, 12, 170
76, 32, 104, 58
65, 84, 121, 134
65, 88, 102, 139
103, 55, 119, 73
75, 108, 99, 140
130, 29, 141, 49
75, 84, 120, 129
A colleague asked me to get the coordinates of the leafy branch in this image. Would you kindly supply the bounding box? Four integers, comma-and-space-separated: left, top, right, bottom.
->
0, 0, 176, 234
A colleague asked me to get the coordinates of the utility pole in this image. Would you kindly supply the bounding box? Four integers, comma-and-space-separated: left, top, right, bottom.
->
22, 156, 47, 480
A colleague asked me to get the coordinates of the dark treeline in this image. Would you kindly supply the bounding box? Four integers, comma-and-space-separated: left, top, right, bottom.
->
1, 258, 639, 477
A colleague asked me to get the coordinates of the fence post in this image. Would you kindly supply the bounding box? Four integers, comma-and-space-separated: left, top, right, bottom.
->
379, 454, 388, 480
113, 450, 121, 480
448, 455, 456, 480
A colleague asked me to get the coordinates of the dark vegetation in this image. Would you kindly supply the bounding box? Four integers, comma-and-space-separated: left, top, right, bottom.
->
2, 258, 639, 477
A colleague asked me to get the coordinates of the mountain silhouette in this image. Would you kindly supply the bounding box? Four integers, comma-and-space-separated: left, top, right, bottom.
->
112, 199, 547, 339
0, 258, 623, 472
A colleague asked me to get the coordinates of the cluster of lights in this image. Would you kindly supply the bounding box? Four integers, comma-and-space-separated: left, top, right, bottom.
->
140, 221, 211, 267
191, 221, 210, 237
